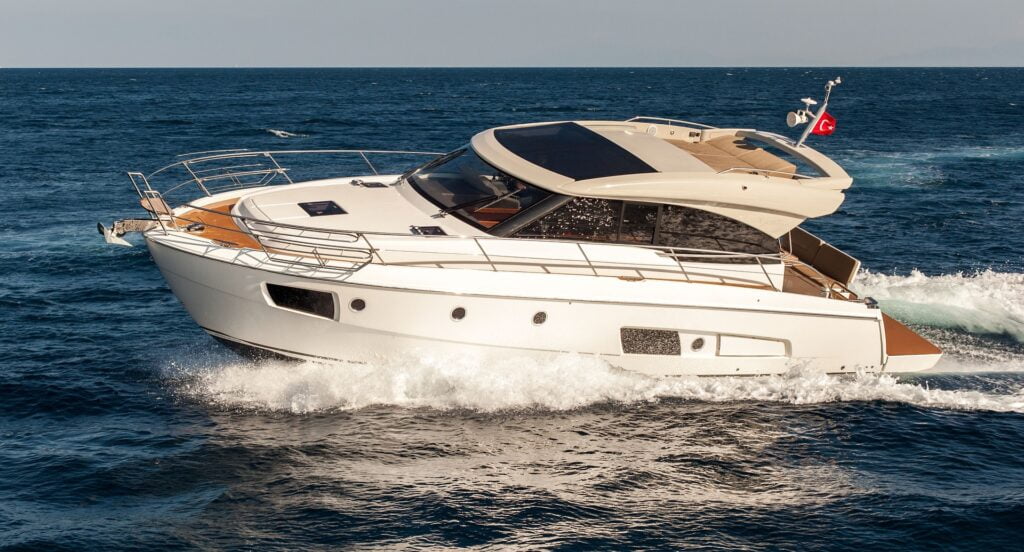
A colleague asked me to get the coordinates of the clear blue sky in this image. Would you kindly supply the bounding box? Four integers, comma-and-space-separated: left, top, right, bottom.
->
2, 0, 1022, 67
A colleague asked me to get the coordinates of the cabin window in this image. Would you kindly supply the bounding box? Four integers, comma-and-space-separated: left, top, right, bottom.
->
619, 202, 658, 244
408, 148, 551, 229
265, 283, 336, 319
514, 198, 778, 256
657, 205, 779, 255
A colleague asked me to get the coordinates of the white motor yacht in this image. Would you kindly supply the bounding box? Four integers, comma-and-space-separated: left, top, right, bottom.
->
102, 80, 941, 376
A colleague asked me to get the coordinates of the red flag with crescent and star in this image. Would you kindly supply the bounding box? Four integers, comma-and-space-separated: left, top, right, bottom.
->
811, 112, 837, 135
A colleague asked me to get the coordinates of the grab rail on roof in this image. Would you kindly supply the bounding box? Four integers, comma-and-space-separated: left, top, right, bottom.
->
626, 116, 718, 130
717, 167, 816, 180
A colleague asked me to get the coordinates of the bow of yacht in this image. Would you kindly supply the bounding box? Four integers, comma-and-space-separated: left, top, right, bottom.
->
102, 105, 941, 376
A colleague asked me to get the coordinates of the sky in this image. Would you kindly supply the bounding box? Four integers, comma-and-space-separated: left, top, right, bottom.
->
1, 0, 1022, 67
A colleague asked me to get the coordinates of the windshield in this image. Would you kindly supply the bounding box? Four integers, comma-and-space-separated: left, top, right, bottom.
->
408, 148, 551, 229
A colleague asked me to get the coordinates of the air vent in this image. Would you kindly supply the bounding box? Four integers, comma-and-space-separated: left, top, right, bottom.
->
298, 201, 346, 217
620, 328, 681, 355
266, 283, 336, 319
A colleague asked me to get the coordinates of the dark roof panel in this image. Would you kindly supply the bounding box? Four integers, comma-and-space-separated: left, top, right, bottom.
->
493, 122, 656, 181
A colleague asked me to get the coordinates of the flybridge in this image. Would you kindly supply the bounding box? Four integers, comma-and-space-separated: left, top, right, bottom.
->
471, 117, 853, 237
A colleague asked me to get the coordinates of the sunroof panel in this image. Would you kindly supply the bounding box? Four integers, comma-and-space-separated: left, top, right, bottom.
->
493, 122, 656, 180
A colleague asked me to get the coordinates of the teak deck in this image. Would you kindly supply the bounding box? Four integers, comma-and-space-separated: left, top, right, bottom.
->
176, 200, 262, 250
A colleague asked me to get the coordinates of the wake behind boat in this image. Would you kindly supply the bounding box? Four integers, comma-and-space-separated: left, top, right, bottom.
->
101, 79, 941, 376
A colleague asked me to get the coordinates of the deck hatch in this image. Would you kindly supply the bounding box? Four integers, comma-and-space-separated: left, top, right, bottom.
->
298, 200, 347, 217
493, 122, 656, 181
620, 328, 681, 355
266, 283, 336, 319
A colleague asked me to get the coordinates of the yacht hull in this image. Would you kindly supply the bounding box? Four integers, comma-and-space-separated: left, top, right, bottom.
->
147, 236, 940, 377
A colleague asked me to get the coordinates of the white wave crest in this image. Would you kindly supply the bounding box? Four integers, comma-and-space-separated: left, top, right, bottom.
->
854, 269, 1024, 342
266, 128, 306, 138
171, 353, 1024, 414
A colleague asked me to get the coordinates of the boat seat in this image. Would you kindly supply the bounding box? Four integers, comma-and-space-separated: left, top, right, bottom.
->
811, 243, 859, 286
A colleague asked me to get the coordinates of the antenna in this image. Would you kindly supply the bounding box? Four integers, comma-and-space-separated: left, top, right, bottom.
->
787, 77, 841, 147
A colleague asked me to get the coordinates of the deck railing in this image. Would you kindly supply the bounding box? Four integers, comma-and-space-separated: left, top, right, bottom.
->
127, 149, 860, 301
130, 149, 444, 206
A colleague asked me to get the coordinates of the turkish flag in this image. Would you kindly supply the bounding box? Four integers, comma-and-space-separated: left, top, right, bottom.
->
811, 112, 837, 135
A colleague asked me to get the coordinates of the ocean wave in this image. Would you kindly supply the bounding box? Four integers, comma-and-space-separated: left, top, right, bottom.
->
265, 128, 306, 138
854, 269, 1024, 343
169, 353, 1024, 414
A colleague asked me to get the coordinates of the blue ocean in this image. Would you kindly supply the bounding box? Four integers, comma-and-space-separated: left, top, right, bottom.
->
2, 68, 1023, 550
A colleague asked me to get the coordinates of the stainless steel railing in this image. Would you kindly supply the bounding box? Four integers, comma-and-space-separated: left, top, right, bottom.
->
626, 116, 718, 130
127, 149, 859, 300
131, 149, 444, 206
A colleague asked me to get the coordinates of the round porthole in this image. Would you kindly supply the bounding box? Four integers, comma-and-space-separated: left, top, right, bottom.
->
691, 337, 705, 351
350, 298, 366, 312
451, 307, 466, 321
532, 311, 547, 325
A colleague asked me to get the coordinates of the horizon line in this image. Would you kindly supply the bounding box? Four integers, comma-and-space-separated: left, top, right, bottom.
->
2, 65, 1023, 70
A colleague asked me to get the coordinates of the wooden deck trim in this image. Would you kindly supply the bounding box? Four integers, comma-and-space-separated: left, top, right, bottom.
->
174, 200, 262, 250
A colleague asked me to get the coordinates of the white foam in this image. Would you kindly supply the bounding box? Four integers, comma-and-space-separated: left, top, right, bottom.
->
171, 353, 1024, 414
266, 128, 306, 138
854, 269, 1024, 342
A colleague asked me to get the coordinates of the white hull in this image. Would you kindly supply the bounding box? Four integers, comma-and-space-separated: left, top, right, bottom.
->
147, 235, 936, 377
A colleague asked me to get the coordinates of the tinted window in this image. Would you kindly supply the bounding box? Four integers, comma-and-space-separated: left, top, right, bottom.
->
619, 202, 658, 244
266, 283, 335, 319
494, 123, 656, 181
408, 148, 551, 229
657, 205, 778, 255
516, 197, 621, 241
515, 198, 778, 257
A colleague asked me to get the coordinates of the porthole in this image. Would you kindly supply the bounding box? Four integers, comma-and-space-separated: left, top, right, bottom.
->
691, 337, 706, 351
532, 312, 547, 325
451, 307, 466, 321
350, 298, 366, 312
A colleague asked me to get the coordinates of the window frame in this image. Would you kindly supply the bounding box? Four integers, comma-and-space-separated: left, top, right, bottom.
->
406, 148, 554, 232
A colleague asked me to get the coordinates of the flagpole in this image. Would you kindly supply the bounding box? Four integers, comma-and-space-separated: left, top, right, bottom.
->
797, 78, 839, 148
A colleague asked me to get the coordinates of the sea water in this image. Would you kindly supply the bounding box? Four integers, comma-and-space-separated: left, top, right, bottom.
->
2, 68, 1023, 549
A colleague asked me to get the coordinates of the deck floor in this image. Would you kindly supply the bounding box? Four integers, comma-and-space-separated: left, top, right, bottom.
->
175, 200, 262, 249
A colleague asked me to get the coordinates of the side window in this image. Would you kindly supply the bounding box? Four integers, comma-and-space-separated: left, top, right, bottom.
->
516, 197, 622, 241
619, 202, 658, 244
514, 198, 778, 255
656, 205, 778, 254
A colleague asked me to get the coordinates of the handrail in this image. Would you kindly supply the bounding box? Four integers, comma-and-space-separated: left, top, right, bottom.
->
627, 116, 718, 130
147, 149, 443, 179
717, 167, 815, 180
159, 201, 796, 291
129, 148, 859, 301
134, 149, 444, 205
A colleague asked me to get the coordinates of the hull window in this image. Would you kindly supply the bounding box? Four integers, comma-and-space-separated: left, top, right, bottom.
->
266, 283, 336, 319
620, 328, 681, 355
